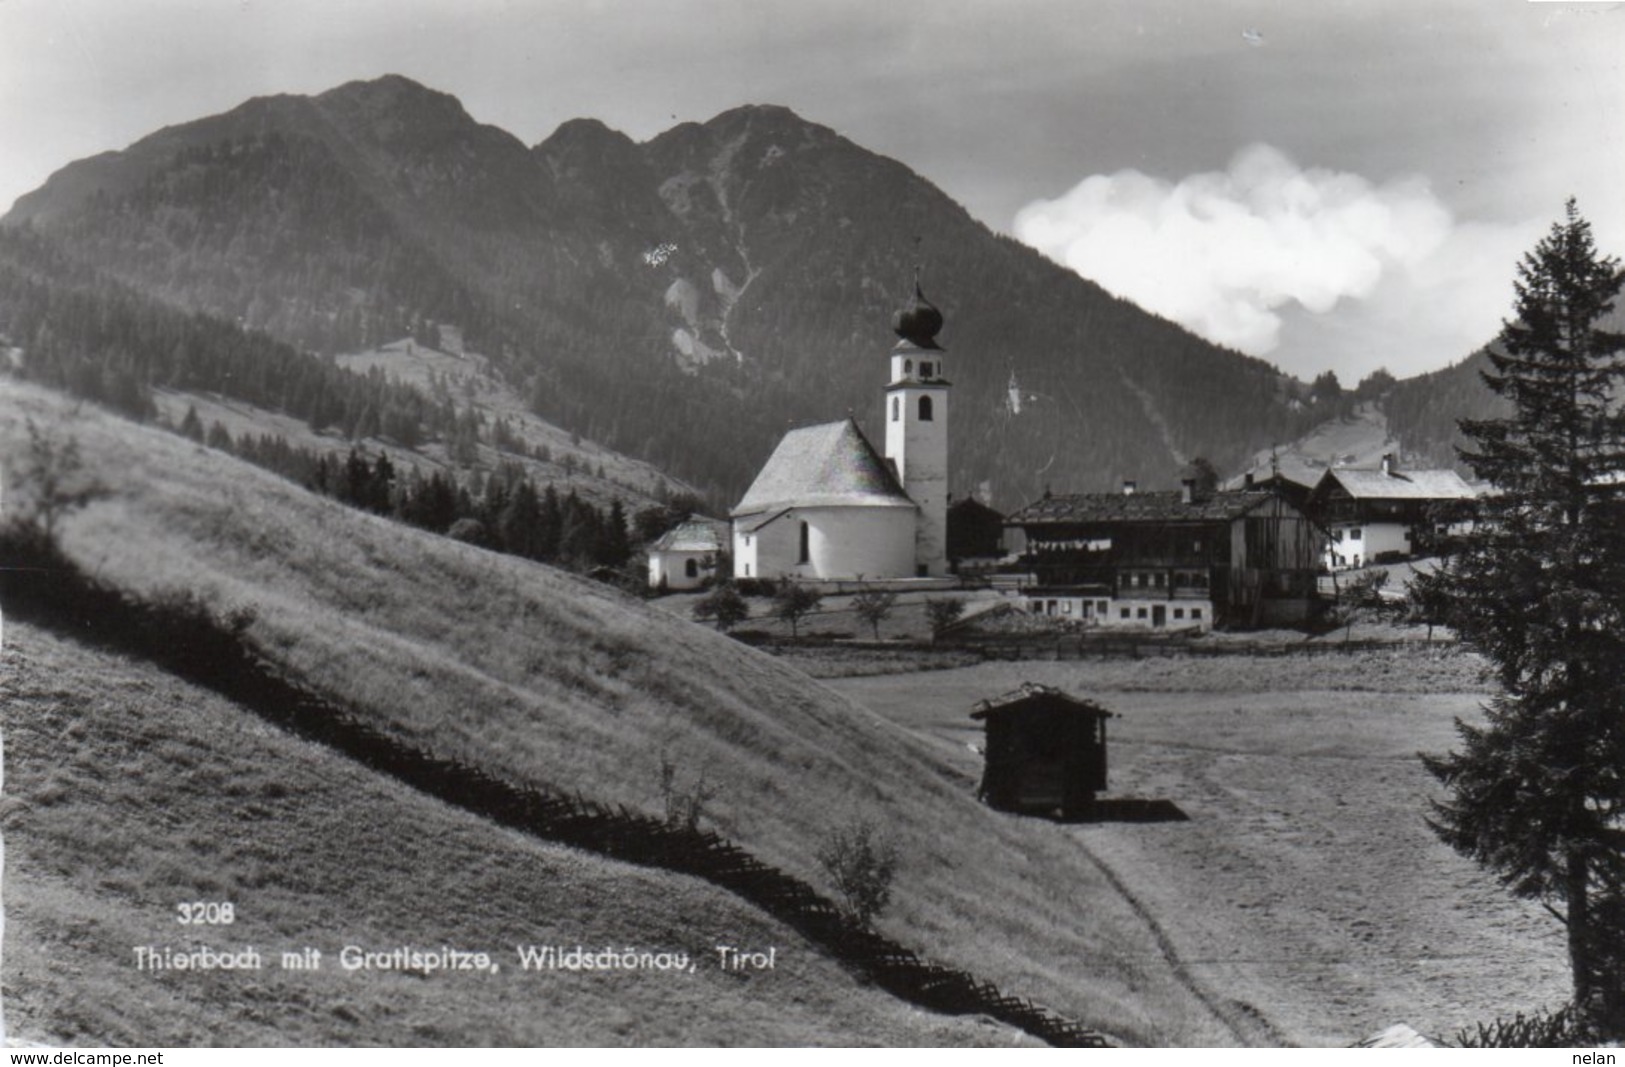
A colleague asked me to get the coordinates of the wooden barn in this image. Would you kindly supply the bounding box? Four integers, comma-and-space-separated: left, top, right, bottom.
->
971, 684, 1113, 819
1005, 477, 1323, 631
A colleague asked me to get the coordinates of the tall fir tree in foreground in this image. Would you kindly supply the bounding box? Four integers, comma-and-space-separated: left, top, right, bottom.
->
1423, 199, 1625, 1039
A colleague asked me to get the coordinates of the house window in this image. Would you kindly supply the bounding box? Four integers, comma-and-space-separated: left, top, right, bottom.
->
891, 396, 900, 421
919, 395, 934, 421
1192, 608, 1203, 620
1062, 601, 1072, 614
1097, 600, 1108, 614
1137, 607, 1148, 619
744, 563, 751, 576
743, 534, 752, 547
684, 558, 699, 579
1119, 607, 1130, 619
1351, 528, 1363, 541
798, 521, 810, 564
1174, 608, 1185, 620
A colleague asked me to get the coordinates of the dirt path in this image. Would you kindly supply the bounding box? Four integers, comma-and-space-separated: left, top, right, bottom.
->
1073, 836, 1291, 1046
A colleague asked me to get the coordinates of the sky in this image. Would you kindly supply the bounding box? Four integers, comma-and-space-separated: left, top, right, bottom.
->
2, 0, 1622, 383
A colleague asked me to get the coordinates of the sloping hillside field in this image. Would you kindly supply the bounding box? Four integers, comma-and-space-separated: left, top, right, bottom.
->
2, 381, 1234, 1046
0, 620, 1016, 1046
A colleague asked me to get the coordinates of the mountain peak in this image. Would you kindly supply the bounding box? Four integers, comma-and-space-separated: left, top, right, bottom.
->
704, 103, 829, 138
314, 74, 478, 137
536, 117, 637, 155
710, 103, 807, 124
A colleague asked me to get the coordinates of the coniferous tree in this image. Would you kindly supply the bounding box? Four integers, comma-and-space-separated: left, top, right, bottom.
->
1423, 200, 1625, 1039
598, 499, 632, 568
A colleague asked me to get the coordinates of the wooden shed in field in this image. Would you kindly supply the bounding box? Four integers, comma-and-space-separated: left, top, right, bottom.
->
971, 684, 1113, 819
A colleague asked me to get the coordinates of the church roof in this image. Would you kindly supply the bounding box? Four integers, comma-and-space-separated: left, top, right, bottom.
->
893, 281, 944, 350
732, 418, 915, 518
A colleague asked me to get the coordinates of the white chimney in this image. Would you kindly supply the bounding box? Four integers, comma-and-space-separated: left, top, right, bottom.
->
1122, 480, 1137, 496
1181, 478, 1195, 504
1381, 453, 1396, 476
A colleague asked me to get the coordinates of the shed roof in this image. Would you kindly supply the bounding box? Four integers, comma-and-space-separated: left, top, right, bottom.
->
1006, 489, 1277, 527
970, 682, 1113, 721
1316, 466, 1477, 501
649, 515, 727, 553
731, 418, 914, 517
1353, 1024, 1443, 1049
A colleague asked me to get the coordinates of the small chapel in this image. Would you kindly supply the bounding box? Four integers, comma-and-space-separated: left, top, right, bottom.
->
730, 283, 952, 581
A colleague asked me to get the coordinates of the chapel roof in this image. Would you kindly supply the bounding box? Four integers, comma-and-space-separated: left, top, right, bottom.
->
649, 515, 728, 553
731, 418, 915, 518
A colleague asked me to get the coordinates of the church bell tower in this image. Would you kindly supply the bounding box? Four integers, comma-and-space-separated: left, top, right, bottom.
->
885, 279, 950, 577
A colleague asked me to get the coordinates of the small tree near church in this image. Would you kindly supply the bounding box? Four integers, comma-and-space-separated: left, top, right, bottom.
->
1423, 200, 1625, 1040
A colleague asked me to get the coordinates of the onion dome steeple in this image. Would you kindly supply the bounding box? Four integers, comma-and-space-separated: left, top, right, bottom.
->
892, 270, 944, 350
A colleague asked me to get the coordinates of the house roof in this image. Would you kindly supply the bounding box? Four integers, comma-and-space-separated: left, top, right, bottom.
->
1006, 489, 1278, 527
1316, 466, 1477, 501
970, 682, 1113, 721
731, 418, 914, 517
649, 515, 727, 554
1223, 456, 1323, 492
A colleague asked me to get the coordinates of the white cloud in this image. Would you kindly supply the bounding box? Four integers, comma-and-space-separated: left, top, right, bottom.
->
1012, 144, 1511, 374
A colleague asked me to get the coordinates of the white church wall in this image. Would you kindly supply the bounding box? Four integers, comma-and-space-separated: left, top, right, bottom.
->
732, 523, 764, 580
734, 507, 916, 581
804, 506, 917, 579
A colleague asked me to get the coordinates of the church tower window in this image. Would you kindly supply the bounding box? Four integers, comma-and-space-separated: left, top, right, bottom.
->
891, 396, 900, 421
919, 395, 934, 421
799, 520, 811, 564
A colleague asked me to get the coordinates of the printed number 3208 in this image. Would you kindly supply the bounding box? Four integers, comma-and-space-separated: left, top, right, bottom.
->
177, 902, 235, 924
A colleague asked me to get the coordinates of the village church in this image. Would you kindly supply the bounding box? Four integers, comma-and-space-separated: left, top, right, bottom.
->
731, 284, 951, 581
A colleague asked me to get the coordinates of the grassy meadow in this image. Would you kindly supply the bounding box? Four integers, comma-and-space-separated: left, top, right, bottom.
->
824, 656, 1572, 1046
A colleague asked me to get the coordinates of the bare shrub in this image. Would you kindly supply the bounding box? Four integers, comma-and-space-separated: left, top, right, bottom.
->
692, 581, 749, 632
773, 578, 822, 638
658, 756, 717, 832
2, 418, 107, 546
851, 589, 898, 639
1455, 1005, 1583, 1048
926, 596, 966, 640
816, 817, 898, 926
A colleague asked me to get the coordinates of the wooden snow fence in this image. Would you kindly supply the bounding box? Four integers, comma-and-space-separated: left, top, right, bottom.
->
1, 538, 1111, 1049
